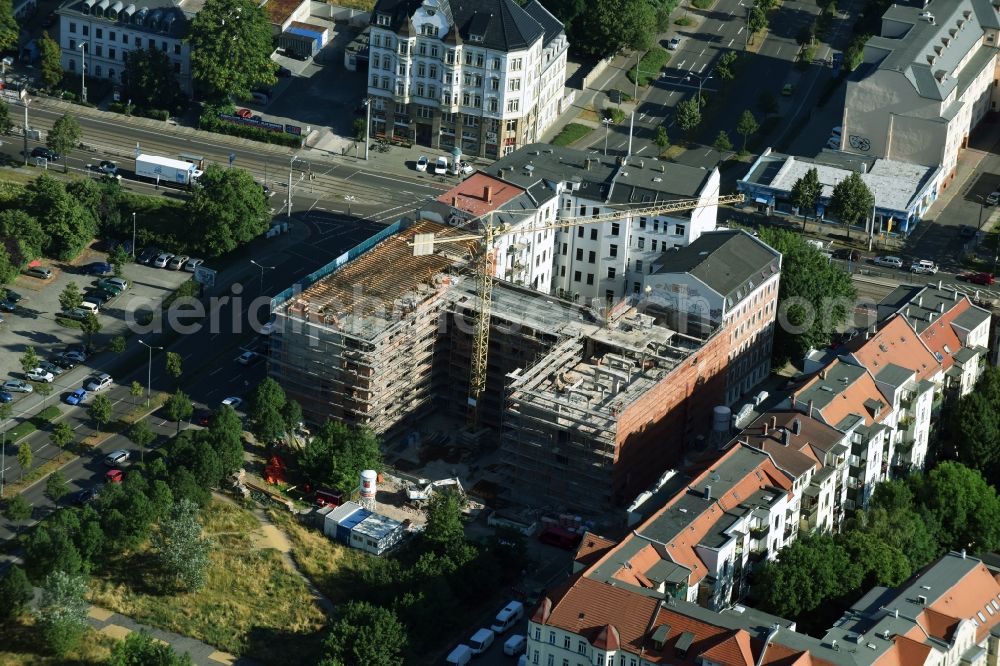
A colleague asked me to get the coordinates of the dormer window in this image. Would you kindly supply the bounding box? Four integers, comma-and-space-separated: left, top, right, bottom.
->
375, 13, 390, 26
420, 24, 438, 36
468, 33, 483, 42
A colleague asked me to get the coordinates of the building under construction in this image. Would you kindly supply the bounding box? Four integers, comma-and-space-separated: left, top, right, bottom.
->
268, 219, 761, 511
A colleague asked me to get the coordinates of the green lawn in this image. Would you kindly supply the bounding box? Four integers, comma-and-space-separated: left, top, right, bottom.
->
552, 123, 592, 147
626, 48, 671, 88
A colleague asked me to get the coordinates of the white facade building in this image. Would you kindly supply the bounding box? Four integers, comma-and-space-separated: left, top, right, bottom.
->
56, 0, 194, 96
842, 0, 1000, 192
366, 0, 568, 159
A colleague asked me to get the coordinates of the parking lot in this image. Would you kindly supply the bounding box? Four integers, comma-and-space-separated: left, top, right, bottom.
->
0, 244, 191, 416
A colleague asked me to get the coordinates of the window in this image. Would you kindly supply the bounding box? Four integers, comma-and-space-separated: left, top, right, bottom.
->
586, 273, 594, 285
417, 83, 425, 97
611, 222, 620, 236
608, 267, 616, 279
69, 21, 76, 33
653, 220, 659, 232
651, 240, 657, 251
96, 28, 102, 38
429, 65, 437, 78
610, 244, 618, 258
590, 229, 597, 241
431, 45, 438, 58
588, 251, 595, 264
69, 58, 76, 71
633, 282, 641, 293
372, 34, 380, 47
560, 266, 565, 277
576, 248, 583, 261
95, 45, 102, 57
462, 92, 470, 106
511, 57, 523, 70
509, 78, 521, 91
108, 68, 115, 80
428, 85, 437, 99
417, 63, 425, 77
561, 243, 567, 256
639, 218, 646, 229
563, 636, 571, 649
507, 99, 519, 112
161, 41, 166, 51
418, 43, 426, 56
173, 62, 180, 73
476, 53, 484, 67
635, 260, 643, 272
109, 31, 116, 41
69, 38, 76, 50
492, 57, 501, 69
638, 237, 645, 249
396, 83, 405, 95
675, 224, 686, 236
574, 271, 581, 282
577, 227, 583, 238
491, 77, 500, 91
95, 65, 102, 76
506, 118, 516, 131
82, 25, 89, 35
375, 13, 390, 25
122, 33, 128, 44
446, 49, 455, 64
109, 47, 115, 59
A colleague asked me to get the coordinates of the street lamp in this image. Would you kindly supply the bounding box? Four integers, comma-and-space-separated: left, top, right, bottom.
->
78, 42, 88, 103
602, 118, 613, 156
363, 97, 373, 161
21, 96, 29, 166
684, 72, 714, 106
250, 259, 275, 294
286, 153, 297, 220
131, 211, 137, 259
137, 339, 163, 408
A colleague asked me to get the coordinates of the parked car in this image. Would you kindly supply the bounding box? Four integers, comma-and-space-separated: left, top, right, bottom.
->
167, 255, 190, 270
83, 291, 110, 307
104, 449, 130, 466
30, 146, 59, 161
50, 355, 78, 370
873, 255, 904, 269
963, 272, 996, 285
910, 259, 938, 274
415, 155, 429, 172
137, 246, 160, 264
104, 277, 129, 291
0, 299, 14, 313
237, 351, 260, 365
37, 361, 63, 376
84, 261, 113, 276
832, 248, 861, 261
781, 83, 795, 96
434, 157, 448, 175
468, 628, 494, 655
105, 469, 124, 483
491, 601, 525, 635
72, 487, 100, 505
221, 396, 243, 408
3, 289, 21, 303
153, 253, 175, 268
0, 390, 12, 403
63, 350, 87, 363
24, 266, 52, 279
64, 388, 87, 405
60, 307, 89, 321
2, 380, 32, 393
86, 373, 114, 392
988, 191, 1000, 206
235, 108, 252, 118
184, 258, 204, 272
503, 634, 527, 656
667, 36, 682, 50
25, 368, 54, 383
98, 160, 118, 176
95, 281, 124, 296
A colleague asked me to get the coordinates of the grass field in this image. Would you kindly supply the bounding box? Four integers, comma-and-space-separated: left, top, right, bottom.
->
87, 499, 328, 663
0, 619, 116, 664
552, 123, 592, 147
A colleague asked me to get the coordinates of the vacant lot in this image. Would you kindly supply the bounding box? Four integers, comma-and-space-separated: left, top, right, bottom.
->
0, 620, 116, 664
87, 499, 328, 663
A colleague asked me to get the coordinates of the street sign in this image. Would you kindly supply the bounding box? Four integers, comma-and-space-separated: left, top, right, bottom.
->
193, 266, 217, 288
229, 152, 236, 166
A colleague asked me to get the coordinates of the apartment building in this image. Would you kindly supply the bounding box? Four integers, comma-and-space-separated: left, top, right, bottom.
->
366, 0, 568, 158
428, 171, 558, 293
643, 230, 781, 405
823, 550, 1000, 666
56, 0, 194, 95
484, 144, 723, 305
842, 0, 1000, 193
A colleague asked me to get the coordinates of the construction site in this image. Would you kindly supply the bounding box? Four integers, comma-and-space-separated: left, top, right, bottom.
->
267, 218, 745, 513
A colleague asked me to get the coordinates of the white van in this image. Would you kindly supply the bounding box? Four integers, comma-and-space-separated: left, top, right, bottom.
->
491, 600, 524, 635
468, 628, 495, 654
79, 301, 99, 315
503, 634, 527, 656
445, 644, 473, 666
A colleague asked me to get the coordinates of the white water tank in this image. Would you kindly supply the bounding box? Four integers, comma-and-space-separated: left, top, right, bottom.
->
359, 470, 378, 502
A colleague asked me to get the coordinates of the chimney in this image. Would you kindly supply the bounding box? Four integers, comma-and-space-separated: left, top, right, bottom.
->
762, 421, 769, 436
452, 196, 460, 207
938, 303, 944, 313
928, 313, 935, 323
704, 485, 712, 501
792, 418, 802, 435
781, 429, 791, 446
961, 548, 967, 559
770, 415, 778, 430
484, 186, 493, 204
808, 399, 814, 415
917, 295, 923, 307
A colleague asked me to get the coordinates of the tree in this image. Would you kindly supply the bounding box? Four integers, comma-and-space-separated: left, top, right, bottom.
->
207, 405, 245, 475
34, 570, 89, 657
0, 0, 18, 52
3, 494, 31, 531
320, 601, 407, 666
164, 389, 193, 434
424, 489, 467, 556
757, 228, 857, 363
110, 335, 127, 354
716, 51, 739, 80
129, 420, 156, 463
188, 0, 276, 101
790, 167, 822, 223
51, 422, 74, 449
571, 0, 655, 58
0, 99, 13, 137
122, 46, 184, 112
282, 399, 303, 433
712, 130, 733, 155
110, 245, 130, 277
88, 394, 113, 429
153, 499, 211, 591
0, 209, 45, 265
130, 381, 143, 405
17, 442, 32, 479
840, 529, 911, 588
675, 98, 701, 137
248, 378, 286, 424
0, 565, 33, 622
19, 345, 39, 374
654, 126, 670, 150
59, 282, 83, 312
0, 245, 15, 284
756, 90, 779, 117
81, 312, 102, 349
22, 175, 97, 261
108, 631, 193, 666
736, 109, 759, 152
47, 114, 82, 174
165, 351, 183, 380
299, 421, 383, 494
829, 171, 875, 236
950, 368, 1000, 482
38, 31, 63, 90
352, 118, 367, 142
845, 34, 869, 72
186, 165, 270, 257
912, 462, 1000, 553
748, 4, 768, 38
45, 470, 70, 502
796, 23, 816, 46
252, 405, 286, 444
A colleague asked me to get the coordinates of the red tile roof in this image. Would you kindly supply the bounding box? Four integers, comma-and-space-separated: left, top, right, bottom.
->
927, 562, 1000, 642
794, 359, 890, 427
700, 629, 755, 666
845, 314, 940, 382
918, 299, 970, 371
436, 173, 525, 217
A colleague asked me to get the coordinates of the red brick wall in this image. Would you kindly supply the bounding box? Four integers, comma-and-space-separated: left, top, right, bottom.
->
611, 327, 732, 505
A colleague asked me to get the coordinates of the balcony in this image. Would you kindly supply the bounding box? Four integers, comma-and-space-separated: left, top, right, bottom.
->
749, 524, 769, 539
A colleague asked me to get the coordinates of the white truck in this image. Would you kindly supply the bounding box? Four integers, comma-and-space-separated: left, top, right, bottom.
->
135, 154, 203, 186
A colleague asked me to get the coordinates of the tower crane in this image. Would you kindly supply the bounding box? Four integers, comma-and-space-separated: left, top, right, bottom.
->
412, 192, 746, 428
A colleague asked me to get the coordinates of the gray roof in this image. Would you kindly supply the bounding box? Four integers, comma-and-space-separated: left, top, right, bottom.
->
878, 283, 967, 333
874, 362, 915, 389
651, 230, 781, 309
952, 305, 991, 332
796, 363, 875, 413
489, 143, 718, 214
370, 0, 554, 52
866, 0, 999, 101
57, 0, 192, 36
521, 0, 562, 46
